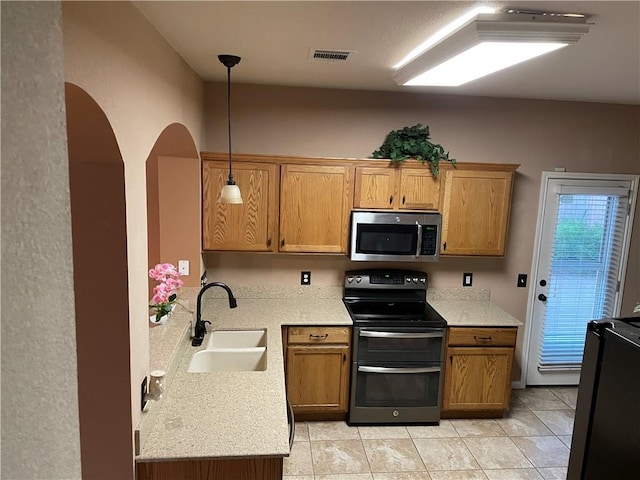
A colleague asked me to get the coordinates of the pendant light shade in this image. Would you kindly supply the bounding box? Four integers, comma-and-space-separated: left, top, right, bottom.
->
217, 54, 243, 204
218, 183, 243, 204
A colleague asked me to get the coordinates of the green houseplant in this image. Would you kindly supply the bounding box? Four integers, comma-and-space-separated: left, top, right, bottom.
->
371, 123, 456, 176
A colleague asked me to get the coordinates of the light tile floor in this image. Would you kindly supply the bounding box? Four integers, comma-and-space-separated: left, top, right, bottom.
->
284, 387, 577, 480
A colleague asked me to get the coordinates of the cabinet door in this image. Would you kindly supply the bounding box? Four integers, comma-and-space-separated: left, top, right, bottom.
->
443, 346, 514, 412
286, 345, 350, 413
399, 168, 440, 210
279, 164, 353, 253
354, 167, 397, 209
440, 170, 514, 256
202, 161, 277, 251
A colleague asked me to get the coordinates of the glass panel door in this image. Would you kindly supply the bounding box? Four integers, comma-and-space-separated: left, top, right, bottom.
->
526, 174, 637, 385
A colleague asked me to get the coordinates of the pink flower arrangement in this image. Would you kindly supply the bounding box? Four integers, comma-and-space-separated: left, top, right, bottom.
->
149, 263, 183, 322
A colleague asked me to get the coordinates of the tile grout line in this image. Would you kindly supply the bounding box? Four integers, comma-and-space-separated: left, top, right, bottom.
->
292, 388, 575, 478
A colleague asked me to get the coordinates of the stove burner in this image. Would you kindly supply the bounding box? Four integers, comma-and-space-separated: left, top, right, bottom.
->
343, 269, 447, 328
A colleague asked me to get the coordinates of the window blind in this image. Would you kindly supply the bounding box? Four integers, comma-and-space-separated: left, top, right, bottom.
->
538, 190, 629, 371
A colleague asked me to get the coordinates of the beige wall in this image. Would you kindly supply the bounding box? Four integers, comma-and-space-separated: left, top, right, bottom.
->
1, 2, 82, 478
61, 0, 205, 467
204, 82, 640, 382
147, 125, 201, 294
158, 155, 202, 287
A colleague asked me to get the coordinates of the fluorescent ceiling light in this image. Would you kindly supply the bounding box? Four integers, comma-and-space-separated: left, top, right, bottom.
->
394, 11, 592, 87
405, 42, 566, 87
394, 6, 496, 69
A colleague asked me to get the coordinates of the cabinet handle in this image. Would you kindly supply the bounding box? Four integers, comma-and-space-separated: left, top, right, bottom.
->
389, 195, 393, 205
474, 336, 493, 342
443, 242, 447, 251
281, 239, 285, 247
309, 333, 328, 340
343, 353, 347, 363
266, 238, 272, 247
402, 195, 406, 205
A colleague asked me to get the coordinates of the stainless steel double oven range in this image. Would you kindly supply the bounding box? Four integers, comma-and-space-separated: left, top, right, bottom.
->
343, 269, 447, 425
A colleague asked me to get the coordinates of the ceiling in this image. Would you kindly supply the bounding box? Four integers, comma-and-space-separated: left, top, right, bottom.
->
134, 1, 640, 105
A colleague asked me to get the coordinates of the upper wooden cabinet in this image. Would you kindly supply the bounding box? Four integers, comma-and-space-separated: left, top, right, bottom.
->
200, 153, 518, 257
354, 166, 440, 210
279, 164, 354, 253
440, 167, 516, 256
202, 160, 277, 251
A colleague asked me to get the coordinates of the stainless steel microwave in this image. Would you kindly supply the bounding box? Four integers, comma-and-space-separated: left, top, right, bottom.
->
349, 211, 441, 262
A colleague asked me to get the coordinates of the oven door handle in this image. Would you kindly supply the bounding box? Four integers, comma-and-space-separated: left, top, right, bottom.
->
359, 331, 443, 339
358, 365, 441, 374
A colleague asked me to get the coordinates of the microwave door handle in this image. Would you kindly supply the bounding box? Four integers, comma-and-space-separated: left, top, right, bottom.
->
416, 223, 423, 258
359, 331, 443, 339
358, 366, 441, 374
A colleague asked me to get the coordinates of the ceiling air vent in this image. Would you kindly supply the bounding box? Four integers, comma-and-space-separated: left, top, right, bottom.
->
309, 48, 356, 63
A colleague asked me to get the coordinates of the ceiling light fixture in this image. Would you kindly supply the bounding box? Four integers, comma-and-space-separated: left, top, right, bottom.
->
217, 54, 243, 204
393, 9, 592, 87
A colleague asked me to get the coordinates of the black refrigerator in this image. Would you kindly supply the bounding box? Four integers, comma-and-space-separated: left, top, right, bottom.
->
567, 318, 640, 480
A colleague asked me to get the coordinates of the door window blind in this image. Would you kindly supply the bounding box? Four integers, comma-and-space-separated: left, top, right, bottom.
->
538, 190, 629, 371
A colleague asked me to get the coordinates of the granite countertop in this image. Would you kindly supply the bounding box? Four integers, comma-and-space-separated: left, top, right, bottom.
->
426, 288, 523, 327
137, 286, 521, 462
137, 289, 352, 462
429, 300, 523, 327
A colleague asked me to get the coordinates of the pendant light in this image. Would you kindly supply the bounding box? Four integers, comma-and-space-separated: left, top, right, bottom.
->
217, 54, 243, 204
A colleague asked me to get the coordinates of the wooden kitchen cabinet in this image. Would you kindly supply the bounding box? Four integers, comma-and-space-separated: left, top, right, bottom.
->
354, 165, 440, 210
440, 167, 517, 256
137, 457, 282, 480
202, 160, 277, 252
200, 152, 519, 257
442, 327, 517, 418
279, 164, 354, 253
284, 326, 351, 418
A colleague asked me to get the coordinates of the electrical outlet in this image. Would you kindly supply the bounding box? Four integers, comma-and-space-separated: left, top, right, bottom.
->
141, 377, 148, 411
463, 272, 473, 287
301, 271, 311, 285
517, 274, 528, 287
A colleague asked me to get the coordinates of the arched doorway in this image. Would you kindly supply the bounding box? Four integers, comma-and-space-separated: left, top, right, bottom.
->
146, 123, 200, 295
65, 82, 133, 479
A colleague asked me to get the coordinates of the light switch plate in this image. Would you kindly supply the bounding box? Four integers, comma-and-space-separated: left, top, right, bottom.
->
517, 273, 528, 287
463, 272, 473, 287
178, 260, 189, 275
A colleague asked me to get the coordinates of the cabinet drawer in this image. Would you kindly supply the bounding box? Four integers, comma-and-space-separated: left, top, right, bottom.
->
448, 327, 516, 347
288, 327, 350, 345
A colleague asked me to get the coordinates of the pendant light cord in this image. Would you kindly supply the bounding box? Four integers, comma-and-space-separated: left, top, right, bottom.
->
226, 64, 234, 184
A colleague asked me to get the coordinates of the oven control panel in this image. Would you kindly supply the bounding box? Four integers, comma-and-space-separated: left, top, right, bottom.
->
345, 270, 427, 289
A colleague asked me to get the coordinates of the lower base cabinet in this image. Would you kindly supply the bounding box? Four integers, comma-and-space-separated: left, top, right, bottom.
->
136, 457, 283, 480
283, 326, 351, 419
442, 327, 517, 418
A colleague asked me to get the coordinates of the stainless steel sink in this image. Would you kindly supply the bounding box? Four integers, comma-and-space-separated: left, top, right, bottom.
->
188, 347, 267, 372
207, 329, 267, 349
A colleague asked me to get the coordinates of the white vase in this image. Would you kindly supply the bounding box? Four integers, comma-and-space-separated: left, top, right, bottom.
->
149, 313, 169, 326
149, 304, 176, 326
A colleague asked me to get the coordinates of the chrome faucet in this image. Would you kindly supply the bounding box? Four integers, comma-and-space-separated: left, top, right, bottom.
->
192, 282, 238, 347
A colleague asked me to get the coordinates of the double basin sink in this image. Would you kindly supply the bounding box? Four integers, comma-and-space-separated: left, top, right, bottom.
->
188, 329, 267, 373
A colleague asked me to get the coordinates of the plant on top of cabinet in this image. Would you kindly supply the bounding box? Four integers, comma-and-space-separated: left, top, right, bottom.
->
371, 124, 456, 176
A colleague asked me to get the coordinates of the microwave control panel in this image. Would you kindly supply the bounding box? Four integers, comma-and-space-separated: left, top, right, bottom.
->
421, 225, 438, 255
